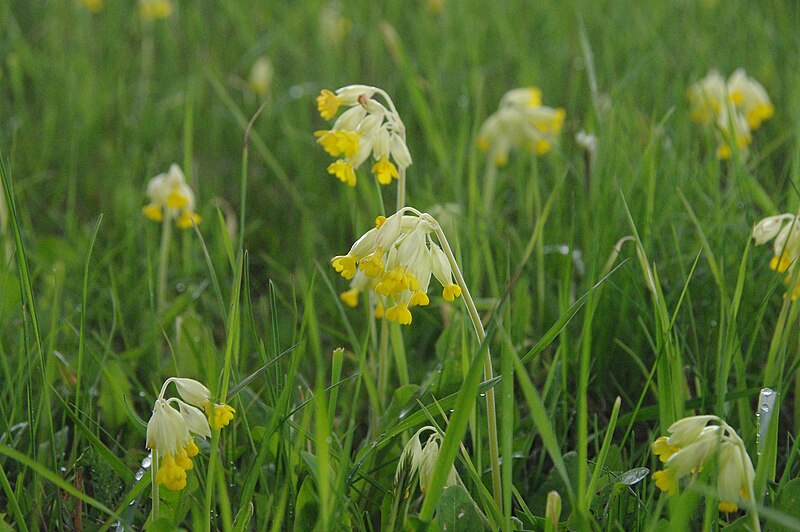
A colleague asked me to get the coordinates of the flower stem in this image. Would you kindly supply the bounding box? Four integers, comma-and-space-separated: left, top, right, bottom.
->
482, 162, 497, 214
157, 213, 173, 313
396, 166, 406, 212
431, 219, 502, 507
151, 452, 160, 522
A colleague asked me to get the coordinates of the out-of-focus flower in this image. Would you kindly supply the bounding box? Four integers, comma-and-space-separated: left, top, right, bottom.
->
752, 212, 800, 299
477, 87, 565, 166
331, 210, 460, 324
248, 56, 274, 99
319, 2, 352, 48
727, 69, 774, 130
651, 415, 755, 513
315, 85, 411, 187
80, 0, 105, 13
140, 0, 173, 20
688, 69, 772, 159
146, 378, 235, 491
142, 163, 202, 229
394, 426, 459, 494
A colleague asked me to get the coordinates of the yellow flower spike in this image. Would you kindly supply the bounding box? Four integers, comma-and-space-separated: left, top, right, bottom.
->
375, 215, 387, 229
317, 89, 342, 120
476, 137, 490, 151
174, 447, 193, 470
315, 130, 341, 156
166, 190, 190, 210
716, 143, 732, 160
442, 283, 461, 302
335, 131, 361, 158
340, 288, 360, 308
327, 160, 357, 186
770, 253, 792, 273
374, 302, 385, 319
142, 203, 163, 222
185, 440, 199, 458
372, 156, 399, 185
331, 255, 357, 279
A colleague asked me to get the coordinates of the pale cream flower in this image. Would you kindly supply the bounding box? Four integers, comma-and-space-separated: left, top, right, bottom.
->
688, 70, 727, 124
727, 69, 774, 130
142, 164, 202, 229
315, 85, 411, 187
394, 426, 459, 494
145, 377, 235, 491
651, 415, 755, 513
319, 2, 352, 48
248, 56, 274, 98
331, 210, 460, 324
477, 87, 565, 166
752, 212, 800, 299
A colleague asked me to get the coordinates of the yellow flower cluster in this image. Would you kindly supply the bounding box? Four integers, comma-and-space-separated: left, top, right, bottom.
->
331, 210, 461, 325
146, 378, 235, 491
142, 163, 202, 229
79, 0, 105, 13
477, 87, 566, 166
651, 415, 754, 513
315, 85, 412, 187
688, 69, 773, 159
752, 212, 800, 299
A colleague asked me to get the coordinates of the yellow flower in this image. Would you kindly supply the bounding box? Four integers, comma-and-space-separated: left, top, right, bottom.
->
752, 212, 800, 298
477, 87, 565, 166
314, 85, 411, 186
651, 415, 754, 514
143, 164, 201, 229
727, 69, 773, 130
688, 70, 726, 124
331, 210, 462, 325
140, 0, 173, 20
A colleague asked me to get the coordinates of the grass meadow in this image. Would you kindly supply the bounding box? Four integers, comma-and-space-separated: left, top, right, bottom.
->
1, 0, 800, 530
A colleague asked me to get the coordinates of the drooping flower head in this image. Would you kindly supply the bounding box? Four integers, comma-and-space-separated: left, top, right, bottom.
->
142, 163, 202, 229
146, 377, 235, 490
394, 426, 459, 495
688, 69, 772, 160
80, 0, 105, 13
477, 86, 565, 166
331, 209, 461, 325
315, 85, 412, 187
651, 415, 755, 513
752, 212, 800, 299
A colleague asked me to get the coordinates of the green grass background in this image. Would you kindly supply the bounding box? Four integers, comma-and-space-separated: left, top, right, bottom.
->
1, 0, 800, 529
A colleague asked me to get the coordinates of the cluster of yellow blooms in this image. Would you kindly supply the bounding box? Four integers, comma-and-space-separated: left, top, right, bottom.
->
652, 415, 755, 513
331, 210, 461, 325
146, 378, 235, 491
476, 87, 566, 166
395, 426, 459, 495
315, 85, 412, 187
688, 69, 773, 159
752, 212, 800, 299
142, 163, 202, 229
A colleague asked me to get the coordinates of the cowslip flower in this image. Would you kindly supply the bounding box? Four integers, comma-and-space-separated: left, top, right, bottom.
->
477, 87, 565, 166
142, 163, 202, 229
140, 0, 173, 20
651, 415, 755, 513
394, 426, 459, 495
331, 209, 461, 325
752, 212, 800, 299
688, 69, 772, 159
315, 85, 412, 187
146, 377, 235, 491
319, 2, 352, 48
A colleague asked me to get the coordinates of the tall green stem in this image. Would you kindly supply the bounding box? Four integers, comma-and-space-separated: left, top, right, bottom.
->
157, 213, 173, 312
429, 217, 501, 506
151, 452, 160, 522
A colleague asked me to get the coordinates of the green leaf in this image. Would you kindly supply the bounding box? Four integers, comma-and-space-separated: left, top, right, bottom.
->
768, 478, 800, 531
293, 477, 319, 531
436, 485, 488, 531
